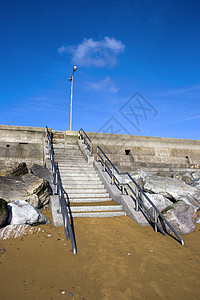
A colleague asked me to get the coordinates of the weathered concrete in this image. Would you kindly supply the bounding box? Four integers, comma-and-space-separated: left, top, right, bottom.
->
0, 125, 47, 174
85, 131, 200, 172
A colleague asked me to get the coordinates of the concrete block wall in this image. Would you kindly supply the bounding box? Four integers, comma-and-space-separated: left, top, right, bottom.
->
0, 125, 46, 175
84, 132, 200, 171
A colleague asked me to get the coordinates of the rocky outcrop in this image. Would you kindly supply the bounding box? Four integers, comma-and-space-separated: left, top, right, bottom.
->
161, 201, 196, 235
143, 175, 197, 201
31, 164, 53, 183
0, 198, 8, 227
0, 173, 50, 208
141, 193, 173, 212
8, 200, 50, 225
8, 162, 28, 177
172, 172, 193, 185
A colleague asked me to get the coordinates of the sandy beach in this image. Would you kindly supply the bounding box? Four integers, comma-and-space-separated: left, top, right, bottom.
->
0, 207, 199, 300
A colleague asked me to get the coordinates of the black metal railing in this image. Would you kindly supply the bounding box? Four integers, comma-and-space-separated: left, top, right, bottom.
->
78, 128, 93, 155
46, 126, 77, 254
79, 129, 184, 246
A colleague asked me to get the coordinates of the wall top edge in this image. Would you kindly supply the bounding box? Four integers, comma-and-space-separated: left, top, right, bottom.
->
85, 131, 200, 143
0, 125, 47, 132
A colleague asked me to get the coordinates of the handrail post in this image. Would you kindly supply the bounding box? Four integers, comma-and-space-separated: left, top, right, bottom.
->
90, 141, 93, 156
103, 157, 106, 172
97, 147, 99, 162
55, 170, 59, 195
121, 174, 125, 194
135, 186, 139, 211
154, 210, 158, 232
58, 187, 62, 214
111, 166, 114, 185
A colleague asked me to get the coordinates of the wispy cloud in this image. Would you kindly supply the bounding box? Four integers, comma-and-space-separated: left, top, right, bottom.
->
58, 36, 125, 68
85, 76, 119, 93
184, 115, 200, 121
151, 83, 200, 97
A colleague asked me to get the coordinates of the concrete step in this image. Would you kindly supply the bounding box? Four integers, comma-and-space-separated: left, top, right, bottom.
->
55, 159, 89, 168
63, 180, 103, 185
53, 145, 79, 149
54, 154, 83, 158
63, 183, 104, 189
67, 193, 110, 198
66, 197, 112, 203
68, 205, 123, 212
64, 188, 106, 193
54, 150, 82, 154
61, 174, 99, 179
59, 170, 97, 175
66, 191, 109, 201
68, 211, 126, 217
54, 156, 85, 161
58, 166, 94, 170
57, 161, 89, 165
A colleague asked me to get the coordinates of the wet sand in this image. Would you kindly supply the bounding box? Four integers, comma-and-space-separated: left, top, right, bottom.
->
0, 207, 199, 300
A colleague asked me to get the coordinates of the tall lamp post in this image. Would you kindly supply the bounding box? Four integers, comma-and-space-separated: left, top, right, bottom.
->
69, 66, 77, 131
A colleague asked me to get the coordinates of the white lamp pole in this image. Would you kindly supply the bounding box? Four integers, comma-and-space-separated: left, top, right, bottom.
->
69, 66, 77, 131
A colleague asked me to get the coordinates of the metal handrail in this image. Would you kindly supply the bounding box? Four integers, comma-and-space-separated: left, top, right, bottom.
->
96, 146, 184, 245
78, 128, 93, 155
79, 130, 184, 245
46, 126, 77, 254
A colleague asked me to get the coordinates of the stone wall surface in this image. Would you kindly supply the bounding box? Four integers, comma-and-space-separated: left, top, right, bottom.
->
1, 127, 200, 175
0, 125, 47, 175
81, 131, 200, 172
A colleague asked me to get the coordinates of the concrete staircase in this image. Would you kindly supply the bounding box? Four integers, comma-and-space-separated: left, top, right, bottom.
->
52, 131, 126, 218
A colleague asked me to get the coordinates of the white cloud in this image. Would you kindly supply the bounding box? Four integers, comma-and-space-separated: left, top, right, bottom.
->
85, 76, 119, 93
184, 115, 200, 121
151, 83, 200, 97
58, 36, 125, 68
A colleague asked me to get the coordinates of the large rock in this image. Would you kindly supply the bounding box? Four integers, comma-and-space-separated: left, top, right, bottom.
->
30, 164, 53, 183
143, 175, 197, 201
141, 193, 173, 212
179, 194, 200, 212
190, 178, 200, 189
0, 174, 50, 208
172, 172, 193, 185
8, 162, 28, 177
8, 200, 50, 225
161, 201, 196, 235
0, 198, 8, 228
21, 173, 50, 206
191, 171, 200, 180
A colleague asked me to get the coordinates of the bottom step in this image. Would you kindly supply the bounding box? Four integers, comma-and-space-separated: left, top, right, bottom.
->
69, 211, 126, 217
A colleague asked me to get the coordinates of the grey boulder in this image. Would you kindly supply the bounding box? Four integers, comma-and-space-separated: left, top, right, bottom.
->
0, 198, 8, 228
143, 175, 197, 201
141, 193, 173, 212
30, 164, 53, 183
161, 201, 196, 235
179, 194, 200, 212
8, 162, 28, 177
0, 173, 50, 208
172, 172, 193, 185
8, 200, 50, 225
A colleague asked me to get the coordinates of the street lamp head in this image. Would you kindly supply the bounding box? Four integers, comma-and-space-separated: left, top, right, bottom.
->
73, 66, 77, 72
69, 77, 72, 82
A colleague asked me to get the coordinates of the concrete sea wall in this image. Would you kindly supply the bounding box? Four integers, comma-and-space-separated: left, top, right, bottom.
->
0, 126, 199, 175
0, 125, 46, 175
73, 131, 200, 171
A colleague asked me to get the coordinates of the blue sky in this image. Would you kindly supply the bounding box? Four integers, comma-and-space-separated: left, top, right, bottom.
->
0, 0, 200, 139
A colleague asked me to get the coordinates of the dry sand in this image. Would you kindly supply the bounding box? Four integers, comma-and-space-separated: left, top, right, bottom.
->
0, 207, 199, 300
